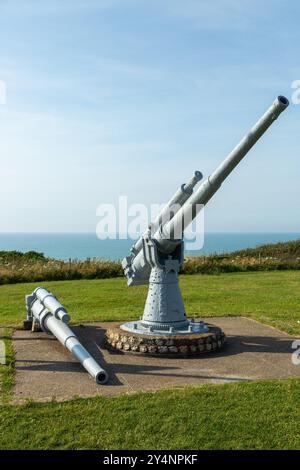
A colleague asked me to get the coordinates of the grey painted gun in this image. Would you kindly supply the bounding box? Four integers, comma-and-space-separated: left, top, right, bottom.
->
26, 287, 108, 384
121, 96, 289, 335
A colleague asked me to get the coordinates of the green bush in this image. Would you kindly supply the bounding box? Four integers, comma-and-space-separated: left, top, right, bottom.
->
0, 250, 46, 263
0, 239, 300, 284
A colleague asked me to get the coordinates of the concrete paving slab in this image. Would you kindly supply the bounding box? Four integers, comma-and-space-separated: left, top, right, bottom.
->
12, 317, 300, 403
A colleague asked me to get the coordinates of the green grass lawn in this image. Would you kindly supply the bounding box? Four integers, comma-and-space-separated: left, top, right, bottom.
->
1, 270, 300, 334
0, 380, 299, 450
0, 271, 299, 450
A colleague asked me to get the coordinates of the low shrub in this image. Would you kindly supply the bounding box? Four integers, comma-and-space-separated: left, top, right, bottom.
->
0, 239, 300, 284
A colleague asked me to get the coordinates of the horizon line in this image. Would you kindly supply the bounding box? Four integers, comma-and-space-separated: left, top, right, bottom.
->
0, 231, 299, 235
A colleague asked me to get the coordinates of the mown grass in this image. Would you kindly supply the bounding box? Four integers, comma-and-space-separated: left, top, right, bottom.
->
0, 379, 299, 449
0, 328, 14, 404
0, 270, 299, 450
1, 271, 299, 335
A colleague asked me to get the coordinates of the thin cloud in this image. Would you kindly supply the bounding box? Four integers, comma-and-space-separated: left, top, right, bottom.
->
0, 0, 127, 16
163, 0, 281, 31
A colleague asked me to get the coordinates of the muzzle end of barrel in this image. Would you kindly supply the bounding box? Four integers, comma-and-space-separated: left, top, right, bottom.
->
276, 95, 289, 111
96, 370, 109, 385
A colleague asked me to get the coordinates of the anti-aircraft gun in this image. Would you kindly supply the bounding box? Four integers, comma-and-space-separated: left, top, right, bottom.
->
106, 95, 289, 355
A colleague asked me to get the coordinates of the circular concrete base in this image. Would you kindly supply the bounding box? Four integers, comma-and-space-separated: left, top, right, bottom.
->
105, 323, 226, 356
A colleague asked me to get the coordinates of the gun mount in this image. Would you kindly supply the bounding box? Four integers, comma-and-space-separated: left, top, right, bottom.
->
106, 96, 289, 355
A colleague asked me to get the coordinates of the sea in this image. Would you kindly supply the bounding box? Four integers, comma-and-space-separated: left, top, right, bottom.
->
0, 233, 299, 261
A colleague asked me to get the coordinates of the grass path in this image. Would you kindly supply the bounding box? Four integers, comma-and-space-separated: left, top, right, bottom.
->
0, 271, 299, 334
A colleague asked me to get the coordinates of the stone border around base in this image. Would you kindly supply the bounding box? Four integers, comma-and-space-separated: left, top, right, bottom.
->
105, 323, 226, 356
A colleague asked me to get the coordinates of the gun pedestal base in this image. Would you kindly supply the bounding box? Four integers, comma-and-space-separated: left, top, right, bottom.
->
105, 323, 226, 356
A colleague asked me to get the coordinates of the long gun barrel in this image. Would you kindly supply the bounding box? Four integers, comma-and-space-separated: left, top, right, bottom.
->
160, 95, 289, 247
26, 288, 109, 384
125, 95, 289, 285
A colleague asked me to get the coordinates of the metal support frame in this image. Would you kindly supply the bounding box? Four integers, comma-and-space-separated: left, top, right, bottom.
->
121, 235, 209, 335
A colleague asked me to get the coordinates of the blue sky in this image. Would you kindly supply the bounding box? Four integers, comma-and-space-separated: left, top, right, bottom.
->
0, 0, 299, 233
